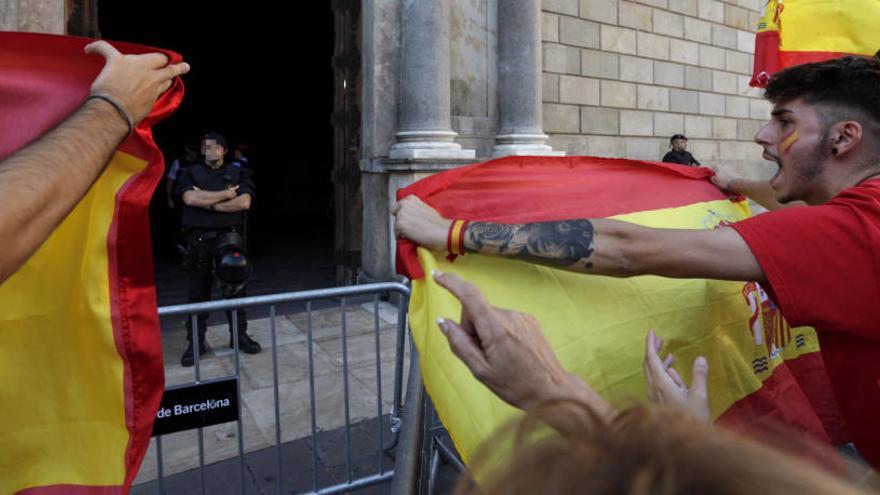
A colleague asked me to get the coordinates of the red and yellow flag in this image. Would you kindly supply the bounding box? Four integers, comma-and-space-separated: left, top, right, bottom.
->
397, 157, 846, 466
751, 0, 880, 87
0, 33, 183, 493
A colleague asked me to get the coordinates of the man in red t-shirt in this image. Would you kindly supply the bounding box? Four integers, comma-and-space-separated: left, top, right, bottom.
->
393, 55, 880, 467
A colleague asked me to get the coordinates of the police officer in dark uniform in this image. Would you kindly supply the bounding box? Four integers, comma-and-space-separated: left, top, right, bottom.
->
661, 134, 701, 166
176, 132, 261, 366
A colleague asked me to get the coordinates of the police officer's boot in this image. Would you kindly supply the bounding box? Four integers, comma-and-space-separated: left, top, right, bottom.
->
227, 309, 260, 354
229, 330, 261, 354
181, 337, 209, 367
181, 319, 209, 367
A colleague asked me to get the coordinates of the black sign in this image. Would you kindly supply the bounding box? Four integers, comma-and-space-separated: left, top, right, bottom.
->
152, 378, 239, 436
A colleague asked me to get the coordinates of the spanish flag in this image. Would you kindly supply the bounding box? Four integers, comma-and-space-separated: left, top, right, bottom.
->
0, 33, 183, 493
751, 0, 880, 87
397, 157, 847, 466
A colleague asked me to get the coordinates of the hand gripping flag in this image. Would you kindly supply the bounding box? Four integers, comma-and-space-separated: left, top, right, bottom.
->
0, 33, 183, 494
397, 156, 847, 466
751, 0, 880, 87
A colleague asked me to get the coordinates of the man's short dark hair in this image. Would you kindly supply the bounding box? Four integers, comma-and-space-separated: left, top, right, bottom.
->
203, 132, 228, 150
670, 134, 687, 143
765, 54, 880, 162
764, 54, 880, 130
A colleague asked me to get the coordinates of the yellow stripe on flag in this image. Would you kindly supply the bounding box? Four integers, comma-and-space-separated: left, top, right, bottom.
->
410, 198, 820, 466
0, 151, 149, 492
780, 0, 880, 55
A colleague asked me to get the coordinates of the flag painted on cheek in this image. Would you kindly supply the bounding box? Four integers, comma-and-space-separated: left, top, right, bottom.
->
0, 32, 183, 494
397, 156, 848, 467
782, 130, 800, 155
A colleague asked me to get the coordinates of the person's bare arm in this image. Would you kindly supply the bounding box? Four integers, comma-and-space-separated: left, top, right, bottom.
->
0, 100, 127, 282
727, 179, 803, 211
181, 186, 238, 208
709, 165, 804, 211
392, 195, 765, 283
464, 218, 764, 281
213, 193, 251, 212
0, 40, 189, 284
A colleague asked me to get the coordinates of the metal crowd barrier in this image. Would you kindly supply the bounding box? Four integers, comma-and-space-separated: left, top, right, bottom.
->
389, 363, 465, 495
149, 282, 411, 494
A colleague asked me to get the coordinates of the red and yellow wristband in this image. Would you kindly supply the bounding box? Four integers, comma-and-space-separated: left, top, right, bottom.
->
446, 220, 469, 259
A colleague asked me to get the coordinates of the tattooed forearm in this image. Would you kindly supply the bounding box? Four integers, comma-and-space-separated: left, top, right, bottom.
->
465, 220, 596, 269
466, 222, 524, 252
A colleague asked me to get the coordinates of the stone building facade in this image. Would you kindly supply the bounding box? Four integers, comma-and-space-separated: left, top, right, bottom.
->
540, 0, 770, 173
361, 0, 772, 281
1, 0, 775, 283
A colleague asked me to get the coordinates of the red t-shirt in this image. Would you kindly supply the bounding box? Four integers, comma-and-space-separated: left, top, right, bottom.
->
731, 178, 880, 468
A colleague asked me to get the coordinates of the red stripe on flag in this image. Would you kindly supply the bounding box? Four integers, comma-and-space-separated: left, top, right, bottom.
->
396, 156, 734, 279
779, 50, 853, 68
786, 352, 851, 445
109, 150, 170, 491
750, 30, 781, 87
717, 357, 831, 444
111, 59, 184, 494
717, 355, 848, 473
0, 32, 182, 160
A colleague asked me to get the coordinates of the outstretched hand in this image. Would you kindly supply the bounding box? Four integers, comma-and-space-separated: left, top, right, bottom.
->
643, 330, 710, 423
391, 195, 451, 252
85, 40, 190, 125
705, 163, 739, 192
433, 270, 612, 416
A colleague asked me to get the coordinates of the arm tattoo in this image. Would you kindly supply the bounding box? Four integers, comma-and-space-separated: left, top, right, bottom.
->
466, 220, 596, 269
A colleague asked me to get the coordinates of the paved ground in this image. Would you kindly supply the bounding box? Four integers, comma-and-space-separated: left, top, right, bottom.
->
132, 416, 395, 495
136, 235, 425, 494
134, 300, 409, 487
138, 235, 459, 494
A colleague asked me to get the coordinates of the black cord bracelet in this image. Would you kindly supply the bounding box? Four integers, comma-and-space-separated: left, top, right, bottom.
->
86, 94, 133, 136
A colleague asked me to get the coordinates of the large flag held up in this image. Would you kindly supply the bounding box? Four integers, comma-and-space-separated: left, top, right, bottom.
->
397, 156, 846, 466
0, 33, 183, 493
751, 0, 880, 87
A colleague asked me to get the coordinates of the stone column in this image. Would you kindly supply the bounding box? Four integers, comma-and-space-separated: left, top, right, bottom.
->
492, 0, 563, 157
389, 0, 474, 160
0, 0, 66, 34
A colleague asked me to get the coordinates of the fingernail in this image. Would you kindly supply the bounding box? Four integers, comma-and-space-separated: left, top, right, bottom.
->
436, 317, 448, 334
695, 356, 707, 368
432, 269, 443, 278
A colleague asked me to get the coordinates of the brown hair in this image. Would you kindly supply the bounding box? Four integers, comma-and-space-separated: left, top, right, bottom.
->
764, 55, 880, 156
765, 54, 880, 112
456, 401, 876, 495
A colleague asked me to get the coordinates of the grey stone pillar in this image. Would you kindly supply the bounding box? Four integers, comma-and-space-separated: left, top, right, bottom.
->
389, 0, 474, 160
492, 0, 563, 157
0, 0, 65, 34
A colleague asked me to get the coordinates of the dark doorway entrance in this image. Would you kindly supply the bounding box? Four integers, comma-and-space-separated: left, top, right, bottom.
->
97, 1, 347, 304
332, 0, 363, 286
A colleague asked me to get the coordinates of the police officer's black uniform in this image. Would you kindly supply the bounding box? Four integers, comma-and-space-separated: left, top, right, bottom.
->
661, 149, 701, 166
661, 133, 701, 166
175, 159, 261, 366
